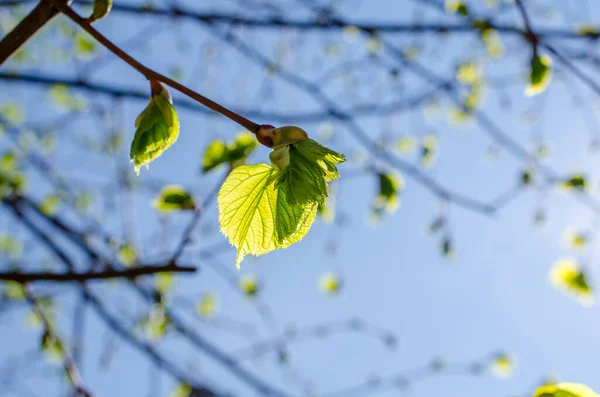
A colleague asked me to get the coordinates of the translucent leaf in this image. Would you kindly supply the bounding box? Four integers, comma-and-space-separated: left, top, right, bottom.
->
202, 140, 228, 173
196, 292, 219, 317
202, 132, 257, 173
270, 139, 345, 207
0, 234, 23, 259
527, 54, 552, 97
39, 194, 63, 216
533, 383, 598, 397
374, 172, 403, 213
239, 275, 260, 297
141, 304, 170, 341
152, 185, 195, 212
156, 272, 175, 294
577, 25, 599, 39
491, 353, 515, 378
2, 281, 26, 300
89, 0, 113, 22
117, 243, 136, 267
319, 273, 342, 295
445, 0, 469, 15
560, 174, 587, 191
169, 383, 192, 397
74, 32, 97, 59
563, 229, 588, 251
218, 164, 317, 269
130, 91, 179, 174
549, 258, 594, 305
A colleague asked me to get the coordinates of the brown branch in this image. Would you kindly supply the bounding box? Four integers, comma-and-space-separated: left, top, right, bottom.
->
23, 285, 93, 397
0, 264, 197, 283
51, 1, 261, 134
0, 0, 66, 67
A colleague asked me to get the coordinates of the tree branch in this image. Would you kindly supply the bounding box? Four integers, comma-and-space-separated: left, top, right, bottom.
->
0, 264, 197, 283
0, 0, 65, 67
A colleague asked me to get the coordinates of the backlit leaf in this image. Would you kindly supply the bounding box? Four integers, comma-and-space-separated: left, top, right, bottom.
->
527, 54, 552, 97
89, 0, 113, 22
533, 383, 598, 397
130, 89, 179, 174
218, 164, 317, 269
152, 185, 195, 212
549, 258, 594, 305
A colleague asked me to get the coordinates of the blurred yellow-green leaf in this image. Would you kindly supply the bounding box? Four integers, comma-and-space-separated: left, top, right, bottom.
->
491, 353, 515, 378
549, 258, 594, 305
526, 54, 552, 97
239, 275, 260, 297
152, 185, 195, 212
319, 272, 342, 295
533, 383, 598, 397
196, 292, 219, 317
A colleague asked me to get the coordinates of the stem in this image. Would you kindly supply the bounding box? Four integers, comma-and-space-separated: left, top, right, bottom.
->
0, 0, 64, 67
0, 263, 196, 283
53, 1, 261, 133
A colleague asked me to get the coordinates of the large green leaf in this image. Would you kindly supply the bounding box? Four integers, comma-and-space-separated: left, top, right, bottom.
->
130, 92, 179, 174
218, 164, 316, 269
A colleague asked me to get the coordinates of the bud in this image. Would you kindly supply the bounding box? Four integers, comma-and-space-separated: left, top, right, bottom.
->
273, 126, 309, 147
269, 146, 290, 170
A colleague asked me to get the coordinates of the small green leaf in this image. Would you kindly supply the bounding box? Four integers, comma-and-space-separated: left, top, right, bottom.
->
202, 132, 257, 173
130, 88, 179, 174
239, 275, 260, 297
89, 0, 113, 22
0, 234, 23, 259
155, 272, 175, 294
527, 54, 552, 97
117, 243, 136, 267
2, 281, 26, 300
218, 164, 317, 269
74, 32, 97, 59
533, 383, 598, 397
169, 383, 192, 397
491, 352, 515, 378
202, 140, 228, 173
39, 194, 63, 216
319, 272, 342, 295
196, 292, 218, 317
373, 172, 403, 213
549, 258, 594, 305
560, 174, 587, 191
141, 304, 171, 341
445, 0, 469, 15
152, 185, 195, 212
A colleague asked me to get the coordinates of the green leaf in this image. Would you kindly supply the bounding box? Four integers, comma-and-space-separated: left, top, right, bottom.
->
155, 272, 176, 294
239, 275, 260, 297
3, 281, 26, 300
202, 140, 228, 173
373, 172, 403, 213
130, 90, 179, 174
39, 194, 63, 216
0, 234, 23, 259
533, 383, 598, 397
560, 174, 587, 191
196, 292, 218, 317
89, 0, 112, 22
270, 139, 345, 207
319, 272, 342, 295
117, 243, 136, 267
74, 32, 97, 59
527, 54, 552, 97
549, 258, 594, 305
152, 185, 195, 212
169, 383, 192, 397
202, 132, 257, 173
491, 352, 515, 378
445, 0, 469, 15
218, 164, 317, 269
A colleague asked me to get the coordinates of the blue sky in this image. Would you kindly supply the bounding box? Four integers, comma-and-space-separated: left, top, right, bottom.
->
2, 0, 600, 396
